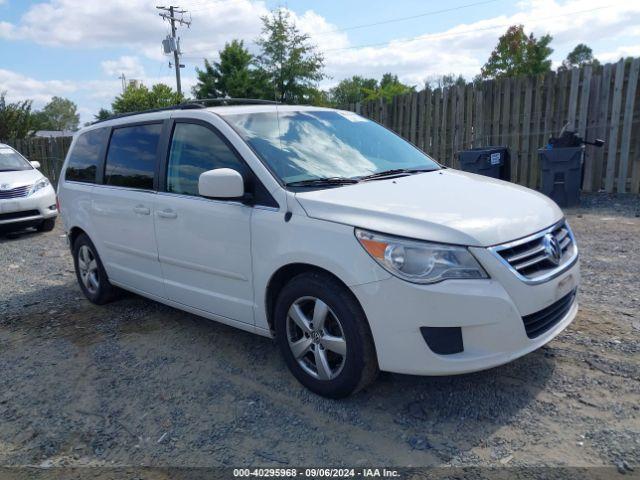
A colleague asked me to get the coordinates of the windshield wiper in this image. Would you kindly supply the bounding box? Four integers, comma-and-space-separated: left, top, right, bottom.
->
285, 177, 360, 187
358, 168, 437, 181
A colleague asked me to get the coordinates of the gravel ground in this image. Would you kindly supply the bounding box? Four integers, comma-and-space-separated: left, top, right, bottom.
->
0, 193, 638, 471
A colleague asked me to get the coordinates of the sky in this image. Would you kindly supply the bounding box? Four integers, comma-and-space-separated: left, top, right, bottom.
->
1, 0, 639, 125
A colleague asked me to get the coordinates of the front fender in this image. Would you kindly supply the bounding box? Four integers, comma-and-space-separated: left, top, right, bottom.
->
251, 208, 390, 331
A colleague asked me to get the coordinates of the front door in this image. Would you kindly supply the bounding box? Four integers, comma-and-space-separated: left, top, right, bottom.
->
154, 120, 254, 324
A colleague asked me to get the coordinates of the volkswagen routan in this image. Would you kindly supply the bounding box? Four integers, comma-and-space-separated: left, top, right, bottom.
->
57, 102, 579, 398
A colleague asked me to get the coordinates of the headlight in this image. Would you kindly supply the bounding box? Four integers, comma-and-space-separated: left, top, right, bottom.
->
29, 177, 50, 196
355, 228, 488, 284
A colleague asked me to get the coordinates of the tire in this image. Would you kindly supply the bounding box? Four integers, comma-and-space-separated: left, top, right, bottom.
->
274, 272, 378, 398
72, 233, 117, 305
37, 217, 56, 232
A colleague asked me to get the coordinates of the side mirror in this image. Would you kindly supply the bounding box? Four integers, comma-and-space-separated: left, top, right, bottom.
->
198, 168, 244, 199
593, 139, 605, 148
30, 161, 41, 169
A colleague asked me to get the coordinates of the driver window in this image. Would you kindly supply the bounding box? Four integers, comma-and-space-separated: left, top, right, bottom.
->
167, 122, 245, 196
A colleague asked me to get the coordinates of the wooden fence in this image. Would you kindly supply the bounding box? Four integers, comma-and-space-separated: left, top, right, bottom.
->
1, 136, 72, 186
3, 60, 640, 194
348, 59, 640, 194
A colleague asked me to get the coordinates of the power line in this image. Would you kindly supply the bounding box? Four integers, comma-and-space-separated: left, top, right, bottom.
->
315, 0, 501, 36
324, 4, 617, 52
179, 0, 243, 15
183, 0, 500, 34
157, 5, 192, 95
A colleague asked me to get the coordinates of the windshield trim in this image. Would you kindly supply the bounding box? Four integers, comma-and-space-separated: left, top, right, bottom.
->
216, 108, 442, 191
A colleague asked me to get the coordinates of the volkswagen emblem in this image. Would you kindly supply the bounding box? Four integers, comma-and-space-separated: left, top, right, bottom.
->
542, 233, 562, 265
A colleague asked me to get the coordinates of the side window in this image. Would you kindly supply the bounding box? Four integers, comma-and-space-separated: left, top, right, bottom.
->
65, 128, 108, 183
166, 122, 246, 196
104, 123, 162, 190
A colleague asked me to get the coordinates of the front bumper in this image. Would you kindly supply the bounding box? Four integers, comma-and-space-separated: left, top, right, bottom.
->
0, 186, 58, 226
351, 253, 580, 376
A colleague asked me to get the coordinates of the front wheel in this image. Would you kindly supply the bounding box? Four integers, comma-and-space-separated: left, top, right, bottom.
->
274, 272, 378, 398
37, 217, 56, 232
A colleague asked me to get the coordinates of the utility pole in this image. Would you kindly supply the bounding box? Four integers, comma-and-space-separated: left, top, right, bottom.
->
157, 5, 191, 96
118, 73, 126, 94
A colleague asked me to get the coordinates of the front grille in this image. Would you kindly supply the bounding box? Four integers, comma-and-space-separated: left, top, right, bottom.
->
522, 289, 577, 339
0, 209, 40, 221
0, 185, 31, 199
491, 221, 577, 283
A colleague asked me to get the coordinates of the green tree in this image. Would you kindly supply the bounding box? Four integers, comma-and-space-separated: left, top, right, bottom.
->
192, 40, 269, 99
363, 73, 414, 102
94, 108, 112, 121
330, 76, 378, 106
306, 88, 332, 107
256, 8, 326, 103
111, 83, 183, 114
481, 25, 553, 79
425, 73, 466, 89
560, 43, 600, 71
36, 96, 80, 131
0, 92, 36, 139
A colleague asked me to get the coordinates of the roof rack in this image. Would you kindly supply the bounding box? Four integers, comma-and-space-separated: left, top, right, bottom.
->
188, 98, 281, 106
91, 98, 280, 125
91, 103, 204, 125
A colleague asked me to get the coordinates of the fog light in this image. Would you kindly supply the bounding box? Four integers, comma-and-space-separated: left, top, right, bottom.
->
420, 327, 464, 355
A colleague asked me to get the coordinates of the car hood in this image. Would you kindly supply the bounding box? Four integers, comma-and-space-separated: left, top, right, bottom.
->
0, 168, 41, 188
294, 169, 563, 247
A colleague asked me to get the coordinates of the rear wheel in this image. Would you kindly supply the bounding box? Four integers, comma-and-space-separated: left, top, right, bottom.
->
37, 217, 56, 232
274, 272, 378, 398
72, 233, 117, 304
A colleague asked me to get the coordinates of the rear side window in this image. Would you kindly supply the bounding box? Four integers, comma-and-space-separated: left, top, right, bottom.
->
65, 128, 108, 183
166, 122, 247, 196
104, 123, 162, 190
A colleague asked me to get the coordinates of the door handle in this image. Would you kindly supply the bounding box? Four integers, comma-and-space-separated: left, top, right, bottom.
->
133, 205, 150, 215
157, 209, 177, 219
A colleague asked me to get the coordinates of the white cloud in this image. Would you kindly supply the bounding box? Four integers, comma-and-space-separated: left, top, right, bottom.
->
0, 69, 77, 105
1, 0, 639, 123
598, 45, 640, 63
0, 0, 269, 62
0, 67, 197, 125
317, 0, 640, 86
0, 21, 13, 37
101, 56, 146, 78
294, 10, 349, 53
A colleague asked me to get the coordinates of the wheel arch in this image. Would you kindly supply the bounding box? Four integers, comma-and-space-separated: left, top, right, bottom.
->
68, 225, 88, 249
265, 263, 365, 334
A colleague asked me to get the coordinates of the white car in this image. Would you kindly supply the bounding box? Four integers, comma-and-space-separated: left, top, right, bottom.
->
0, 143, 58, 233
57, 104, 579, 398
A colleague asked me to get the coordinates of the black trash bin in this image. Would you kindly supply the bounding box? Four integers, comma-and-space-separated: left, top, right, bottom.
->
538, 146, 584, 207
458, 146, 511, 180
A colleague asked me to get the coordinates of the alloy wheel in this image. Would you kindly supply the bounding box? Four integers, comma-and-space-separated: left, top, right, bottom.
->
78, 245, 99, 295
286, 296, 347, 380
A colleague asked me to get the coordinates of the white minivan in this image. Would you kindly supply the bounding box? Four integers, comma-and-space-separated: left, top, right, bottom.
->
0, 143, 57, 233
58, 103, 579, 398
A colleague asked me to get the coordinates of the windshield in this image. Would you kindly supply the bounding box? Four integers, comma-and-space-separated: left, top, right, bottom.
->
0, 146, 32, 171
222, 109, 439, 185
